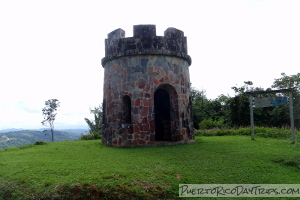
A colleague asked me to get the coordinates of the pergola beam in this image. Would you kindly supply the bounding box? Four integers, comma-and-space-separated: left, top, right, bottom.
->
246, 88, 294, 95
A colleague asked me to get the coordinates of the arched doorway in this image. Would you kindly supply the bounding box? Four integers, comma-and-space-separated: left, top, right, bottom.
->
154, 89, 171, 141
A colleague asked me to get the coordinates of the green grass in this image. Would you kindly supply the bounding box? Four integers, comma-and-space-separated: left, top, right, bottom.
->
1, 136, 300, 199
195, 126, 299, 139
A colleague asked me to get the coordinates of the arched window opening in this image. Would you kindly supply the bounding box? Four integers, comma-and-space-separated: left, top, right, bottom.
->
122, 95, 131, 125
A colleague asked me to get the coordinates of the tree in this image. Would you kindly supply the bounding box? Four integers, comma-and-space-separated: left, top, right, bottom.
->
229, 80, 292, 128
41, 99, 60, 142
191, 87, 210, 129
210, 94, 231, 124
228, 81, 272, 127
225, 82, 252, 127
191, 87, 230, 129
190, 74, 300, 129
227, 90, 250, 127
83, 105, 103, 139
272, 73, 300, 128
272, 73, 300, 90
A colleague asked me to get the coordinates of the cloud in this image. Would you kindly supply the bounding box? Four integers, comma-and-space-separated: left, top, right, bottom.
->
1, 0, 299, 129
0, 98, 92, 129
15, 100, 41, 114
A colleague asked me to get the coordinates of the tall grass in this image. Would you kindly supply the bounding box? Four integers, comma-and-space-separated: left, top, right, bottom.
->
195, 126, 298, 139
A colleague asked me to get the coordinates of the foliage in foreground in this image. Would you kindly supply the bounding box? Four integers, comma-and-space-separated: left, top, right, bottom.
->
1, 136, 300, 199
81, 105, 103, 140
80, 131, 102, 140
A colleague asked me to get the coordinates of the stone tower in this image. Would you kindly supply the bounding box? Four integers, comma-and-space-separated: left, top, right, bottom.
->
101, 24, 194, 147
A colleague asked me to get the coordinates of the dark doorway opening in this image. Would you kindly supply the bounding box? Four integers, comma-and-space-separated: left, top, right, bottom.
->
122, 95, 131, 124
154, 89, 171, 141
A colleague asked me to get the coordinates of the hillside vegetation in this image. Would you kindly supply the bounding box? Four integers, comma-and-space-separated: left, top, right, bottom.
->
1, 136, 300, 199
0, 130, 82, 150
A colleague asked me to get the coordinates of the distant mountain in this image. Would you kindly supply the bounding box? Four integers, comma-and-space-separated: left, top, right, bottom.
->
0, 128, 88, 136
0, 128, 24, 133
57, 129, 88, 137
0, 130, 84, 150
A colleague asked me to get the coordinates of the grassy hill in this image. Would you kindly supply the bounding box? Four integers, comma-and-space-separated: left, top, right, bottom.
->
0, 130, 81, 150
1, 136, 300, 199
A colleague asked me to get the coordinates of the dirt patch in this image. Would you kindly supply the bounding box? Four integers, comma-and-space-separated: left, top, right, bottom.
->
272, 157, 300, 169
54, 183, 176, 200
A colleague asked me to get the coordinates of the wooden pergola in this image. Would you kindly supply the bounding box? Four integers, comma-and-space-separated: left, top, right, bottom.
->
246, 88, 295, 143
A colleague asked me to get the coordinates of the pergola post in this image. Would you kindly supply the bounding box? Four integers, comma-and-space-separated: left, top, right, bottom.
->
249, 94, 255, 140
289, 91, 296, 144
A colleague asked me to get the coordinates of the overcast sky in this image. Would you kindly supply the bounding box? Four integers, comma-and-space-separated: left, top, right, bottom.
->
1, 0, 299, 130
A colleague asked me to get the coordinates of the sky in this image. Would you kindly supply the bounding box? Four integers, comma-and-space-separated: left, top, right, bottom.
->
0, 0, 299, 130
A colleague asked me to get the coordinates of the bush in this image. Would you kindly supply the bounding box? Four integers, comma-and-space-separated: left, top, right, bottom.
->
234, 127, 250, 135
35, 141, 47, 145
199, 118, 226, 129
194, 128, 229, 136
194, 126, 298, 139
255, 127, 291, 139
80, 131, 102, 140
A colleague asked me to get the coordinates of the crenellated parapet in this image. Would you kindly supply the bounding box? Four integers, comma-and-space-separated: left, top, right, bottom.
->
101, 25, 191, 66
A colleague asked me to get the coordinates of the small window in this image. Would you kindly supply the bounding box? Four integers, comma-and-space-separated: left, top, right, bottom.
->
122, 95, 131, 124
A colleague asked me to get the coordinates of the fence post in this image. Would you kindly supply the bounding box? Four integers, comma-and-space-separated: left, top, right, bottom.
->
289, 91, 295, 144
249, 94, 255, 140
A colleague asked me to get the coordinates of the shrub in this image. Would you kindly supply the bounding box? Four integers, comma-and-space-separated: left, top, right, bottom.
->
199, 118, 226, 129
255, 127, 291, 139
233, 127, 250, 135
35, 141, 47, 145
194, 128, 229, 136
215, 129, 232, 136
194, 126, 298, 139
80, 131, 102, 140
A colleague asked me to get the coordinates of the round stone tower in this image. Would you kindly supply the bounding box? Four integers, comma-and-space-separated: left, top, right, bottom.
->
101, 24, 194, 147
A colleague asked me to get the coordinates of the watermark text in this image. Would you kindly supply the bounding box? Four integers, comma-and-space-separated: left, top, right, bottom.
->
179, 184, 300, 197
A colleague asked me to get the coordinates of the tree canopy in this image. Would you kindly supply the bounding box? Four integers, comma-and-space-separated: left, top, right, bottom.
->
191, 73, 300, 129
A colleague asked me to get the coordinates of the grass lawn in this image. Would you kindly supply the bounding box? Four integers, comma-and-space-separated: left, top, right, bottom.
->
1, 136, 300, 199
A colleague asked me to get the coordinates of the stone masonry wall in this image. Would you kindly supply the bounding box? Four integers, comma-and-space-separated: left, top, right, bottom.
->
101, 25, 194, 147
102, 25, 191, 66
